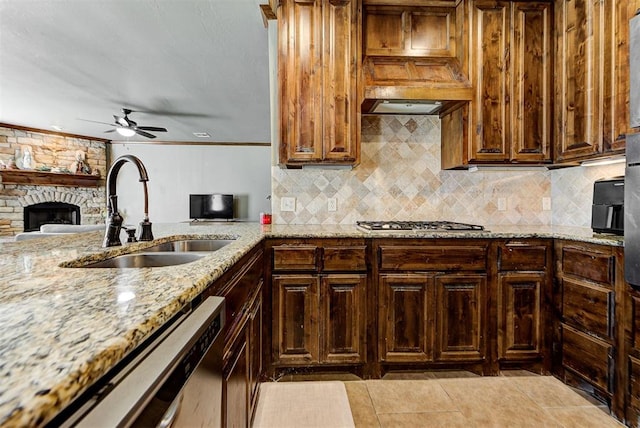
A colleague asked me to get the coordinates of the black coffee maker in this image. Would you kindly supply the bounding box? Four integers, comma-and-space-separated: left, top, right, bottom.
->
591, 176, 624, 235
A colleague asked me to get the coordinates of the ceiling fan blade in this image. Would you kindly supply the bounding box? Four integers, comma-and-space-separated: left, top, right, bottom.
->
78, 118, 115, 126
136, 126, 167, 132
134, 129, 157, 139
104, 129, 116, 133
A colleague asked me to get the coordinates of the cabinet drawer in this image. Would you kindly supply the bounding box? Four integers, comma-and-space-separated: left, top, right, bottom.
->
498, 242, 547, 271
562, 278, 614, 340
273, 245, 319, 271
561, 246, 613, 286
561, 324, 612, 392
379, 245, 487, 271
323, 246, 367, 271
630, 356, 640, 410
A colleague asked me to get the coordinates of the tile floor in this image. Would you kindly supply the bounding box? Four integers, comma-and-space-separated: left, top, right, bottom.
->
257, 371, 625, 427
344, 371, 624, 427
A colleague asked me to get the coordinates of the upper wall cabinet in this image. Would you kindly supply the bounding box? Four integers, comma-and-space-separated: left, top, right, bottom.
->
441, 1, 552, 168
278, 0, 360, 167
363, 3, 457, 58
554, 0, 639, 163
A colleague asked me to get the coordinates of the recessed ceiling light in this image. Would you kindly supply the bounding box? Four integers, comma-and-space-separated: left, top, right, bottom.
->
51, 125, 62, 131
193, 132, 211, 138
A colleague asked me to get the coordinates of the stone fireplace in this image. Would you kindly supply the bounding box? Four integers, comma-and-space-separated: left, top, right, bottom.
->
1, 186, 105, 236
0, 125, 108, 237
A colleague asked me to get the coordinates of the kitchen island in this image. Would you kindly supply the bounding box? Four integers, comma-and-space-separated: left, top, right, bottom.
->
0, 222, 623, 427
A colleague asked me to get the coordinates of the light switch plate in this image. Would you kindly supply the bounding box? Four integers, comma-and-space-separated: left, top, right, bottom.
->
328, 198, 337, 212
281, 197, 296, 212
542, 197, 551, 211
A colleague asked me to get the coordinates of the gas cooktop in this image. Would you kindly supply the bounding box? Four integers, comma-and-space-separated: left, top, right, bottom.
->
356, 221, 485, 232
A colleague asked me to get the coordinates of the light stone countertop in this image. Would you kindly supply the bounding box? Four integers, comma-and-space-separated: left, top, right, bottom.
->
0, 222, 623, 427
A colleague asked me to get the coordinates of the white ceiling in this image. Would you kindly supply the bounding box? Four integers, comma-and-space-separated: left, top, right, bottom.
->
0, 0, 272, 143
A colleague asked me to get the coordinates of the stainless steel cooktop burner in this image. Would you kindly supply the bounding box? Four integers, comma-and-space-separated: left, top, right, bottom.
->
356, 221, 485, 232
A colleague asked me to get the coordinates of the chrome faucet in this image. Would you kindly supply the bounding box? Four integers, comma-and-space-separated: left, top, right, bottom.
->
103, 155, 154, 247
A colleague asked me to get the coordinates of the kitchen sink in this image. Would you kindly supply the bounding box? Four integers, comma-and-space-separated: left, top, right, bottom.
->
81, 252, 205, 268
137, 239, 235, 253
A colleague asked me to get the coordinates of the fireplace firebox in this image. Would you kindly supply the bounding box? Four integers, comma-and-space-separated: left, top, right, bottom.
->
24, 202, 80, 232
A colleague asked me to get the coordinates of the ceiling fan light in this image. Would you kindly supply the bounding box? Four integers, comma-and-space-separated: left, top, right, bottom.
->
116, 127, 136, 137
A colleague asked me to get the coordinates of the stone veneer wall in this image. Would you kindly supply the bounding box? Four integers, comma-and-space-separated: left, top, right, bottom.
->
271, 115, 625, 228
0, 126, 107, 236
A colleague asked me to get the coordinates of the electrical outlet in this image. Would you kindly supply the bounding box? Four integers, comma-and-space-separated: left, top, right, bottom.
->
328, 198, 337, 212
542, 197, 551, 211
497, 198, 507, 211
281, 197, 296, 212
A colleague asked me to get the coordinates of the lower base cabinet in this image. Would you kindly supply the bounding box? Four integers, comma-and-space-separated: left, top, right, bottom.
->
204, 245, 264, 428
272, 274, 367, 366
224, 330, 248, 428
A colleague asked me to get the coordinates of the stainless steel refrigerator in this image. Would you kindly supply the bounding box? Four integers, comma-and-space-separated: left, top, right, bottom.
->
624, 12, 640, 287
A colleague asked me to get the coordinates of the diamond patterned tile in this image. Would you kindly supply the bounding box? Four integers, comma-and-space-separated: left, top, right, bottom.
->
271, 116, 620, 227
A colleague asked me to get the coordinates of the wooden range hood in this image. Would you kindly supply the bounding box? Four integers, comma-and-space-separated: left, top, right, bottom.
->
361, 56, 473, 115
361, 1, 472, 116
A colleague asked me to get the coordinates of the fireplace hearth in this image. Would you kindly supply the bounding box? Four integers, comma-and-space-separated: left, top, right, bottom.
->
24, 202, 80, 232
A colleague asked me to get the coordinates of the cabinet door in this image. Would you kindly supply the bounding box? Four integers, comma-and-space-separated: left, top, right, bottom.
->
435, 274, 486, 362
279, 0, 323, 163
223, 329, 249, 428
322, 0, 358, 162
379, 273, 434, 362
498, 272, 544, 361
248, 285, 263, 422
321, 274, 366, 363
470, 1, 511, 162
273, 275, 320, 364
554, 0, 604, 161
511, 2, 552, 162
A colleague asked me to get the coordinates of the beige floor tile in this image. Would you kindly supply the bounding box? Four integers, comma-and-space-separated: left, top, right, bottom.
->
364, 379, 458, 414
377, 411, 469, 428
437, 377, 562, 427
545, 407, 624, 427
508, 375, 599, 408
382, 370, 480, 380
344, 381, 381, 428
500, 370, 542, 377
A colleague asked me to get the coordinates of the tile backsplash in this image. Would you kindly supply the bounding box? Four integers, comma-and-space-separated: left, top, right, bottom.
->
271, 115, 624, 228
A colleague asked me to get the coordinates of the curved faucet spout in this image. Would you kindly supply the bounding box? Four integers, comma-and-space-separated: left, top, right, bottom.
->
103, 155, 153, 247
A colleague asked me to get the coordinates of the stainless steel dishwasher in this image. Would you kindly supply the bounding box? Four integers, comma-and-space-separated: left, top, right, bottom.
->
57, 296, 225, 428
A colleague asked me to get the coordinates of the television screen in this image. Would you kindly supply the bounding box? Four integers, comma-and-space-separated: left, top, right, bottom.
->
189, 194, 234, 220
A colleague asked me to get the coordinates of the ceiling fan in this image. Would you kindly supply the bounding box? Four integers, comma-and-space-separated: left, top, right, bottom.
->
81, 108, 168, 139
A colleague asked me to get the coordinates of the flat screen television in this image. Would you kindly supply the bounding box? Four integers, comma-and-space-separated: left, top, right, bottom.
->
189, 194, 234, 220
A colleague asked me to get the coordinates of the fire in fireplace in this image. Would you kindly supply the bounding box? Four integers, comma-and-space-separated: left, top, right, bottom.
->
23, 202, 80, 232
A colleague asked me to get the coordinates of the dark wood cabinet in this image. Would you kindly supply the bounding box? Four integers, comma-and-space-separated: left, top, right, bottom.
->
268, 239, 368, 374
496, 240, 551, 371
223, 327, 249, 428
273, 274, 321, 364
277, 0, 359, 166
205, 245, 264, 428
470, 1, 551, 164
379, 273, 433, 362
442, 0, 552, 168
374, 239, 489, 374
247, 284, 263, 423
435, 274, 486, 362
554, 0, 638, 163
321, 274, 367, 364
554, 240, 622, 417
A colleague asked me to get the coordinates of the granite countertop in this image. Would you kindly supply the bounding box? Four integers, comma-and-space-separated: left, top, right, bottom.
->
0, 222, 623, 427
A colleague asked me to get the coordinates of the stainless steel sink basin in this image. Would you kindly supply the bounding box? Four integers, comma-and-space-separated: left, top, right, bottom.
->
139, 239, 235, 253
82, 252, 205, 268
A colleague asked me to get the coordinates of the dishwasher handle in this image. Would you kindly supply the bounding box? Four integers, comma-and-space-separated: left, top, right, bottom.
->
75, 296, 225, 428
